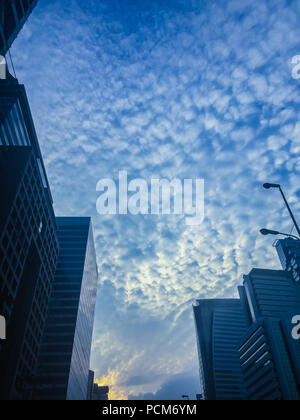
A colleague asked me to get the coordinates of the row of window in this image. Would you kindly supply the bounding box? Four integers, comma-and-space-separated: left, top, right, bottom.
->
0, 100, 30, 147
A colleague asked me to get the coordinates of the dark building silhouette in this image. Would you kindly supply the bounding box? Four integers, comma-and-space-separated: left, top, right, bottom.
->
276, 238, 300, 384
93, 384, 109, 401
240, 268, 300, 323
0, 75, 59, 399
0, 1, 100, 401
37, 218, 98, 400
238, 267, 300, 400
194, 239, 300, 400
87, 371, 110, 401
0, 0, 39, 56
87, 370, 95, 401
238, 317, 299, 400
276, 238, 300, 283
193, 299, 249, 400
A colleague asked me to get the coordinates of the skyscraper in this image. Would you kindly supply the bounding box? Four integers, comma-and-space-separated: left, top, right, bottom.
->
240, 268, 300, 323
37, 218, 98, 401
238, 317, 299, 400
93, 385, 109, 401
193, 299, 249, 400
0, 74, 59, 400
276, 238, 300, 283
0, 0, 39, 56
87, 370, 95, 401
0, 0, 100, 402
238, 267, 300, 400
276, 238, 300, 387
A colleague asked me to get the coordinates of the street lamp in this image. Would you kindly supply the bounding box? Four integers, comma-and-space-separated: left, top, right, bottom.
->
260, 229, 300, 241
263, 183, 300, 237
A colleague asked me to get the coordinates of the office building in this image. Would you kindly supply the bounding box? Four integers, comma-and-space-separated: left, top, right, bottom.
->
0, 1, 100, 402
37, 218, 98, 400
0, 0, 39, 56
193, 299, 249, 400
87, 370, 95, 401
0, 74, 59, 400
238, 267, 300, 400
238, 318, 299, 400
87, 371, 110, 401
240, 268, 300, 323
93, 384, 109, 401
276, 238, 300, 283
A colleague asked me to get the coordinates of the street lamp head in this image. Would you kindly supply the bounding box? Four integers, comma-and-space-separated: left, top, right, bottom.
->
263, 183, 281, 189
262, 183, 300, 238
260, 229, 280, 236
263, 183, 280, 189
260, 229, 300, 240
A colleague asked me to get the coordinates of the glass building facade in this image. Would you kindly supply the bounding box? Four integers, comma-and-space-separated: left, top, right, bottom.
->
241, 268, 300, 323
0, 5, 99, 401
193, 246, 300, 401
93, 384, 109, 401
37, 218, 98, 400
276, 238, 300, 283
0, 0, 39, 56
193, 299, 249, 400
238, 267, 300, 400
0, 75, 59, 400
86, 370, 95, 401
238, 318, 299, 400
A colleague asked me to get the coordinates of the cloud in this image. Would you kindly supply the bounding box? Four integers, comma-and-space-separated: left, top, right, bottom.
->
129, 373, 200, 401
11, 0, 300, 400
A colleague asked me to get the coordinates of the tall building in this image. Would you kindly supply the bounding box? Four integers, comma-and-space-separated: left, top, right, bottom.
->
87, 371, 110, 401
193, 299, 249, 400
87, 370, 94, 401
238, 267, 300, 400
238, 318, 299, 400
37, 218, 98, 400
276, 238, 300, 283
0, 74, 59, 400
93, 384, 109, 401
0, 0, 39, 56
0, 1, 100, 402
240, 268, 300, 323
276, 239, 300, 388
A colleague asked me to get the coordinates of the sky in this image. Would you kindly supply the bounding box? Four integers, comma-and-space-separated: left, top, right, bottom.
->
10, 0, 300, 400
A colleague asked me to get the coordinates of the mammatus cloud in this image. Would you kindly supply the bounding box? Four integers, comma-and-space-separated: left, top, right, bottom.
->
11, 0, 300, 399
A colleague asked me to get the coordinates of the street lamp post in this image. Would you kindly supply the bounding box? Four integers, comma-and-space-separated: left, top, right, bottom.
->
260, 228, 300, 241
263, 183, 300, 238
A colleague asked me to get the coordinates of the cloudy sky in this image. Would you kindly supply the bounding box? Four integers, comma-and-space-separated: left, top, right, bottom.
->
10, 0, 300, 399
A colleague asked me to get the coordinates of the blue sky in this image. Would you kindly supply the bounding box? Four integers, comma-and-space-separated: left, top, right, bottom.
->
10, 0, 300, 399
